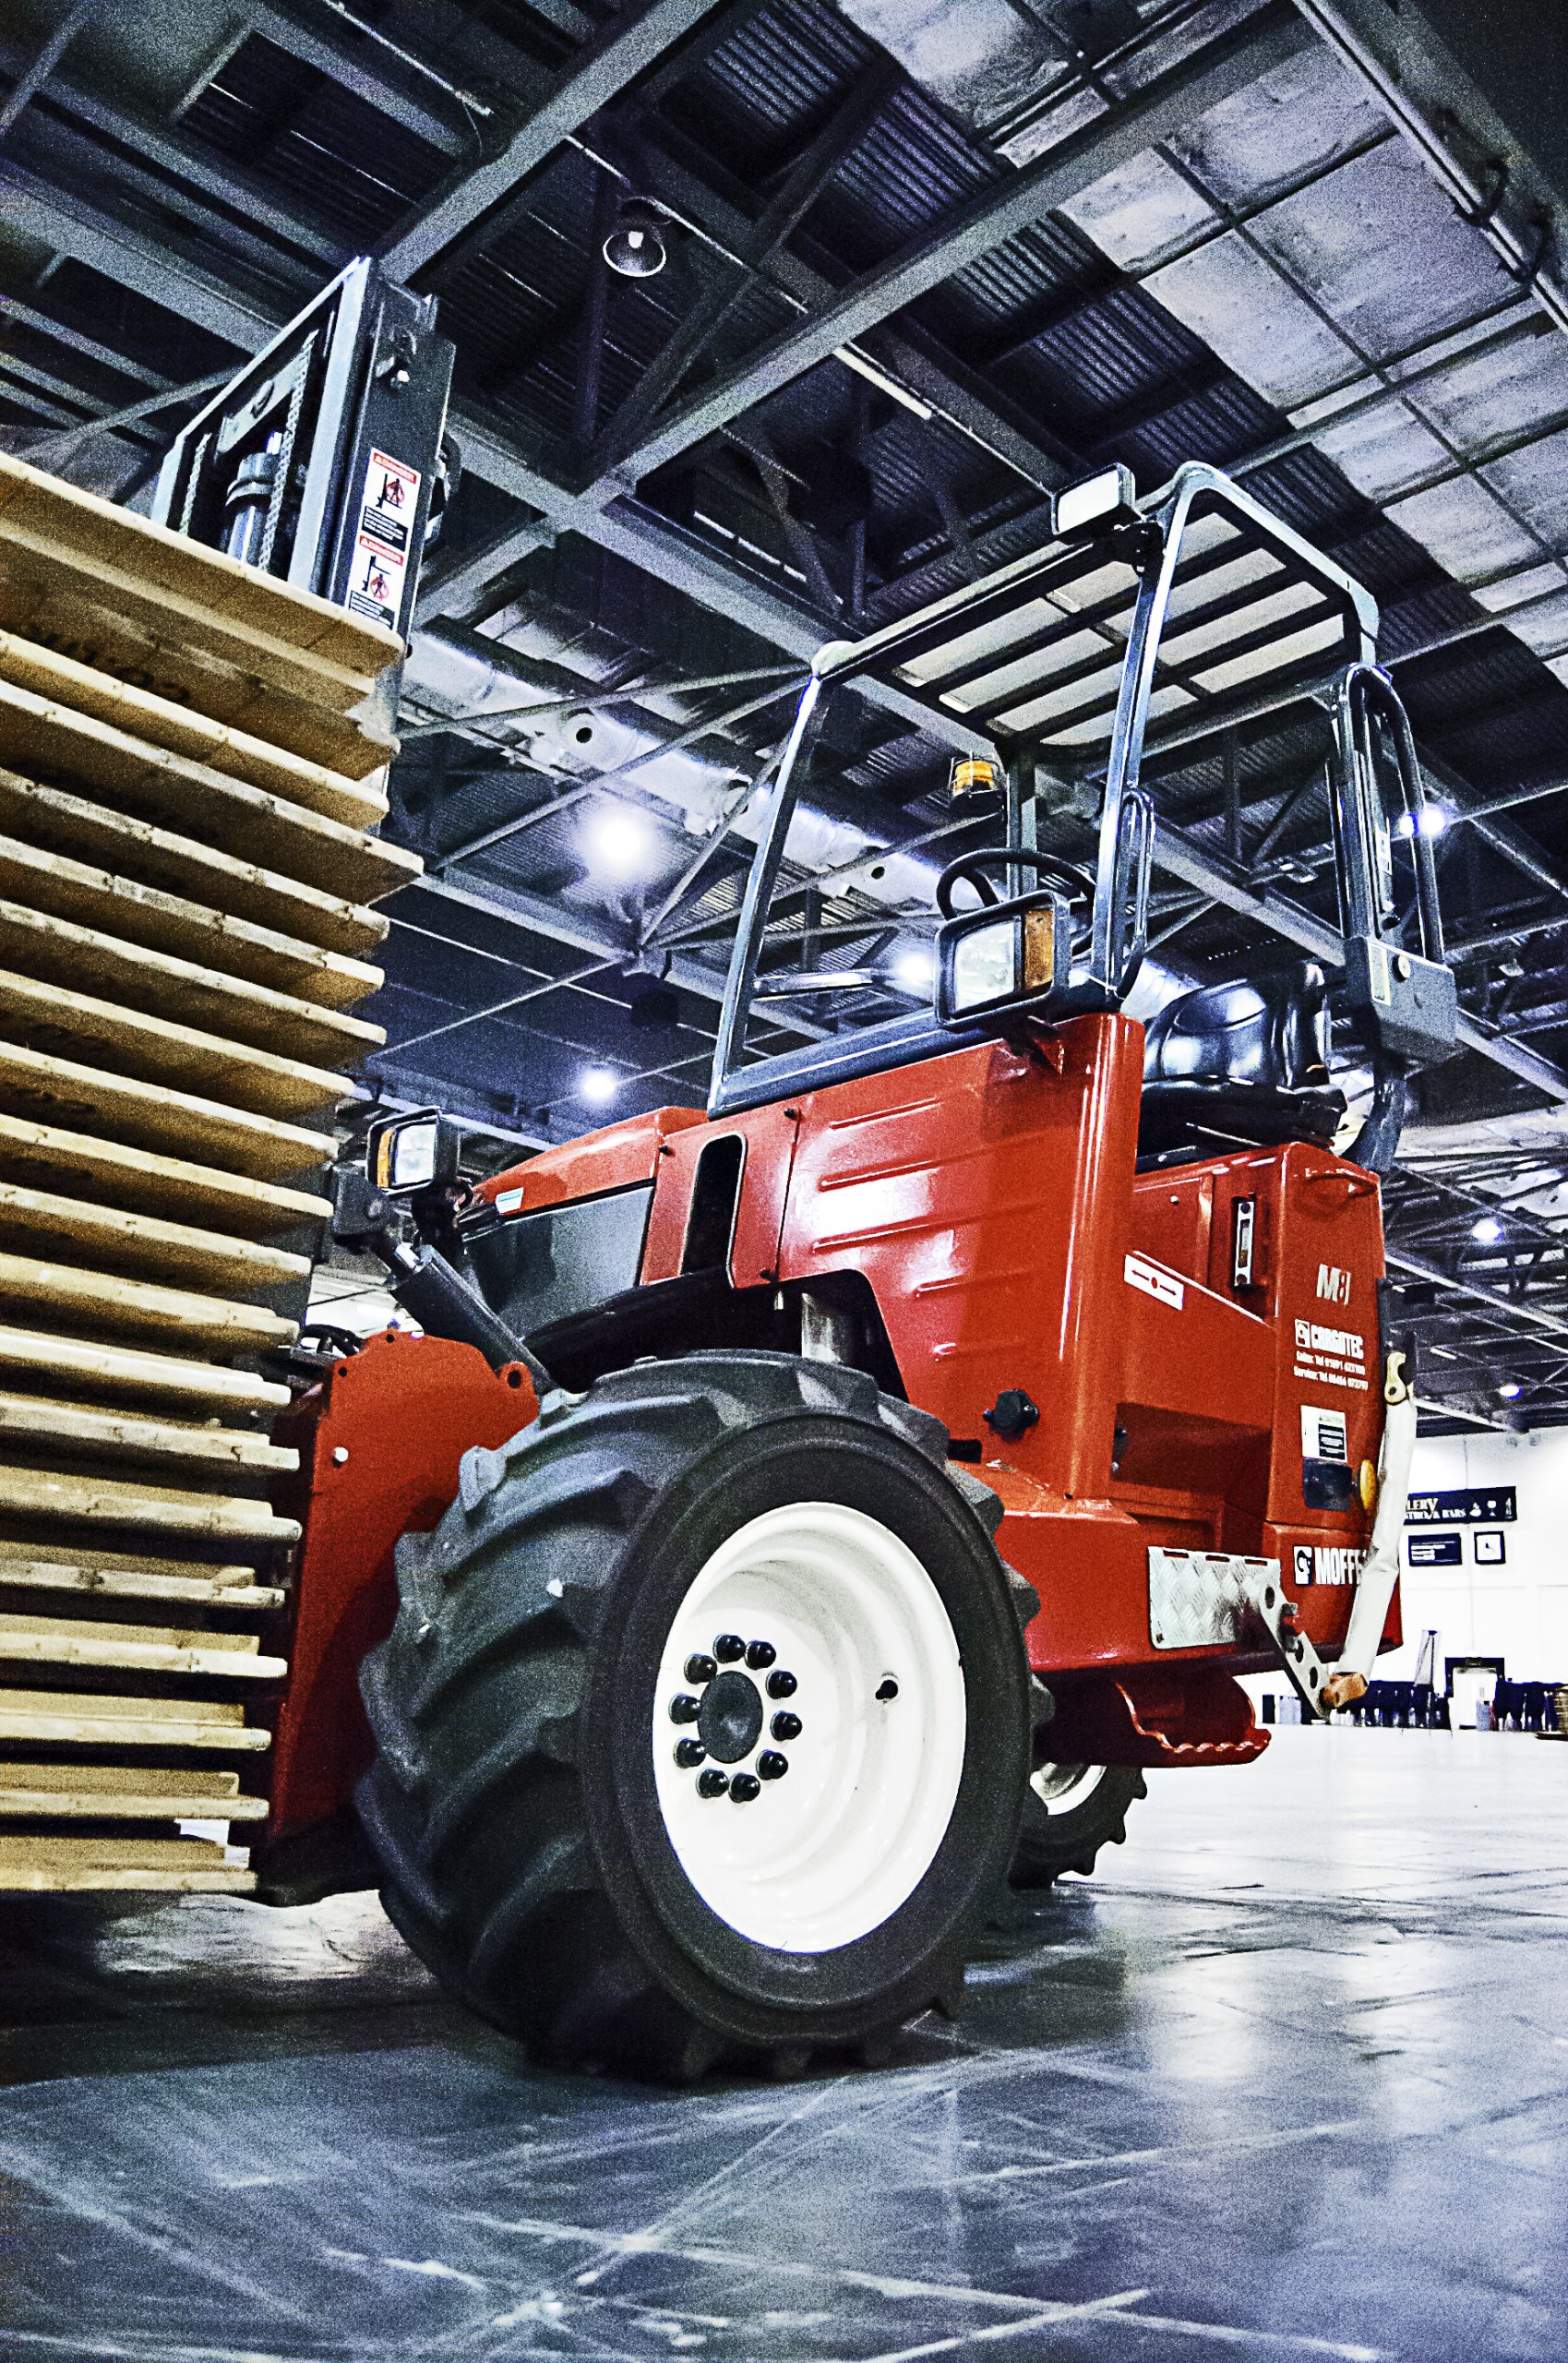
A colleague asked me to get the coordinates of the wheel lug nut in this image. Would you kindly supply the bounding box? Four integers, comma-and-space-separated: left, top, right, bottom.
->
757, 1750, 788, 1781
729, 1773, 761, 1803
697, 1769, 730, 1799
712, 1633, 745, 1662
876, 1677, 899, 1702
766, 1669, 797, 1699
684, 1652, 717, 1685
669, 1693, 701, 1724
771, 1710, 801, 1742
674, 1738, 706, 1769
745, 1639, 776, 1670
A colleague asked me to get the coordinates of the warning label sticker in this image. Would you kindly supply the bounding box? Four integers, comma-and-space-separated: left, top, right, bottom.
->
345, 450, 421, 627
347, 533, 404, 629
1125, 1253, 1184, 1311
1293, 1314, 1369, 1394
360, 449, 419, 557
1300, 1403, 1348, 1463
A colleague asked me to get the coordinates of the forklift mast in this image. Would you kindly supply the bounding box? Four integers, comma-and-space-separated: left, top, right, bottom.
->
150, 258, 454, 732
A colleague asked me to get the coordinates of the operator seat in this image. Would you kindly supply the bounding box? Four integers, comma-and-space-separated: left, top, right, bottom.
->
1137, 960, 1345, 1163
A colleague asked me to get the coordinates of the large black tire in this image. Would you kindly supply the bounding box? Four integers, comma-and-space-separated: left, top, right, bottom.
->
1008, 1760, 1147, 1889
357, 1351, 1035, 2080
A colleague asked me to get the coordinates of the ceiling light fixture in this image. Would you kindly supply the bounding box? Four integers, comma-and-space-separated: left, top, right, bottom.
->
603, 199, 667, 278
1471, 1214, 1502, 1243
584, 803, 658, 881
832, 344, 933, 419
1395, 804, 1450, 840
580, 1067, 618, 1107
892, 947, 935, 992
1498, 1381, 1523, 1400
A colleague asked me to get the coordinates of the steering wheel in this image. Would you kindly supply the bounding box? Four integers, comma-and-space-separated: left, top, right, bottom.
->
935, 846, 1096, 920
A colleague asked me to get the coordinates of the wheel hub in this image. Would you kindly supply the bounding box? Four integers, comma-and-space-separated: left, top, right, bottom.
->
698, 1669, 764, 1763
651, 1500, 966, 1952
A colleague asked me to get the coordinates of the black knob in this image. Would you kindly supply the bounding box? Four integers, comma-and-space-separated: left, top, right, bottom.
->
745, 1639, 776, 1670
757, 1750, 789, 1781
984, 1387, 1039, 1444
771, 1710, 802, 1742
685, 1652, 717, 1685
729, 1773, 761, 1803
766, 1669, 797, 1699
669, 1693, 701, 1724
674, 1737, 706, 1769
713, 1633, 745, 1662
876, 1678, 899, 1702
696, 1769, 729, 1798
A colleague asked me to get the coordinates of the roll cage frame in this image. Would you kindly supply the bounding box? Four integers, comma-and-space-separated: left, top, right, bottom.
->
709, 462, 1438, 1122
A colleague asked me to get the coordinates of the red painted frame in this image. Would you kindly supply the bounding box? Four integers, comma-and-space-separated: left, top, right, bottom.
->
265, 1014, 1397, 1848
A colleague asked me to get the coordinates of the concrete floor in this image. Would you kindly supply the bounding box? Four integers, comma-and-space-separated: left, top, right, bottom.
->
2, 1729, 1566, 2361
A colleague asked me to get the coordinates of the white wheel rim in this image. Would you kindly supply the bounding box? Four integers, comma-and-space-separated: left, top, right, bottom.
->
1029, 1760, 1108, 1815
652, 1501, 966, 1952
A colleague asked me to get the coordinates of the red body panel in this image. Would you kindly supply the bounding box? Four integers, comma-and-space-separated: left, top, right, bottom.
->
269, 1012, 1398, 1837
478, 1105, 703, 1215
267, 1333, 537, 1844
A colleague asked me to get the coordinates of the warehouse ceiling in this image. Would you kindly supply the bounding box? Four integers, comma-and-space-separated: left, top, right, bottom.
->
5, 0, 1568, 1432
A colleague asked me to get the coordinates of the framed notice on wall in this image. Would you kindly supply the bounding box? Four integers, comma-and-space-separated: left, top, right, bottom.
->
1407, 1531, 1462, 1567
1473, 1529, 1506, 1565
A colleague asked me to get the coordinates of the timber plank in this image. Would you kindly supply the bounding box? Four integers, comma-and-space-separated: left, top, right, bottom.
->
0, 679, 419, 902
0, 1764, 268, 1819
0, 1115, 329, 1239
0, 1389, 298, 1475
0, 1460, 298, 1541
0, 966, 350, 1120
0, 1835, 255, 1891
0, 593, 391, 777
0, 1540, 281, 1609
0, 768, 389, 956
0, 1249, 296, 1349
0, 899, 384, 1063
0, 1181, 310, 1290
0, 1040, 334, 1177
0, 452, 397, 707
0, 1761, 245, 1794
0, 828, 384, 1008
0, 628, 389, 827
0, 1767, 268, 1820
0, 1686, 269, 1747
0, 1613, 285, 1680
0, 1324, 289, 1412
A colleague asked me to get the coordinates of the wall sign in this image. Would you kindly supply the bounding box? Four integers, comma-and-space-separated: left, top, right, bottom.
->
1473, 1529, 1506, 1565
1407, 1531, 1462, 1567
1406, 1485, 1516, 1527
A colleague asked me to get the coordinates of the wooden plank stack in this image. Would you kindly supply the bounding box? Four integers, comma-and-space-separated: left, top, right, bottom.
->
0, 451, 416, 1891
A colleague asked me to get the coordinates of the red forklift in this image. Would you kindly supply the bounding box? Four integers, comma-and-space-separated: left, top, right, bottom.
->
273, 461, 1454, 2079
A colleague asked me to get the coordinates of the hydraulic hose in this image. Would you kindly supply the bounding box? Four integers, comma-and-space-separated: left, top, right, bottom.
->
382, 1236, 553, 1392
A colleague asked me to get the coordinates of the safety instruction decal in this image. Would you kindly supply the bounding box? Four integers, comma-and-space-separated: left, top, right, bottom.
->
1125, 1253, 1184, 1311
346, 449, 421, 628
1300, 1403, 1348, 1463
